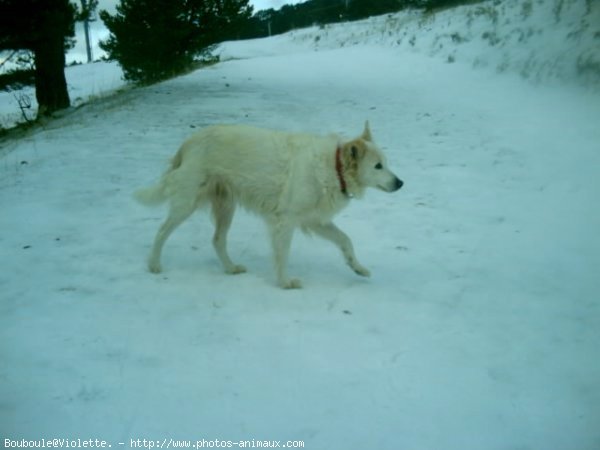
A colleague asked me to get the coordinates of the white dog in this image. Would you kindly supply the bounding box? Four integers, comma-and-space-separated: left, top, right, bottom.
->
135, 121, 403, 288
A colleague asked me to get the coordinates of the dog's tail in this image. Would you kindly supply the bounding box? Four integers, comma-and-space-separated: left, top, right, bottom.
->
133, 147, 184, 206
133, 182, 168, 206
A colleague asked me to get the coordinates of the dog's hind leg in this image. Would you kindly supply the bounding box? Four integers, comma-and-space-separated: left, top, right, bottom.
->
307, 222, 371, 278
211, 183, 246, 275
268, 220, 301, 289
147, 189, 199, 273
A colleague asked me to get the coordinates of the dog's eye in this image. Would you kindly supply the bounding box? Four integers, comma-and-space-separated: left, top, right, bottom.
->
374, 163, 383, 170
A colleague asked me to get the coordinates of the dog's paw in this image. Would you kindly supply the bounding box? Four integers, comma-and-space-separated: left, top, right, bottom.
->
225, 264, 247, 275
148, 260, 162, 274
280, 278, 303, 289
353, 265, 371, 278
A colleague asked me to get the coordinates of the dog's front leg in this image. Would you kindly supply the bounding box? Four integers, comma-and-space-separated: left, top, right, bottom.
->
309, 222, 371, 278
269, 220, 302, 289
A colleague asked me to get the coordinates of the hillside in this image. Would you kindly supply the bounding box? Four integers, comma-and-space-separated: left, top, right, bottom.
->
221, 0, 600, 88
2, 0, 600, 130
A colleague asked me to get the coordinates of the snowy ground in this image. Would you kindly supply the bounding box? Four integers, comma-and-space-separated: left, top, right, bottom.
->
2, 7, 600, 450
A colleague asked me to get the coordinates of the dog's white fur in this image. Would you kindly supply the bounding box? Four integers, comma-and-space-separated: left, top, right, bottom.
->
135, 121, 402, 288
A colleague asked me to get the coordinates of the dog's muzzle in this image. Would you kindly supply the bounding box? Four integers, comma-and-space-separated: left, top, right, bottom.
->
378, 177, 404, 192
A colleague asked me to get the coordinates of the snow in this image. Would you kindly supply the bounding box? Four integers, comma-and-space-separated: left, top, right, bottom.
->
289, 0, 600, 88
2, 2, 600, 449
0, 61, 125, 130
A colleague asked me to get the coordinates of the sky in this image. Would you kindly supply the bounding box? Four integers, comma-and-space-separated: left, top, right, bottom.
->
252, 0, 303, 10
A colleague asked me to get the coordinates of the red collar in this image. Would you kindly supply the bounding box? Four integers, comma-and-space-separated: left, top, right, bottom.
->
335, 146, 348, 196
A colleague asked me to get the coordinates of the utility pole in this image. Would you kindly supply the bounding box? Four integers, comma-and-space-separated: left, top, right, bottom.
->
80, 0, 93, 63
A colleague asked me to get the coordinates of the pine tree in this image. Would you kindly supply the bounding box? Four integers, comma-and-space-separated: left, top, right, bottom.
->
0, 0, 76, 116
100, 0, 253, 84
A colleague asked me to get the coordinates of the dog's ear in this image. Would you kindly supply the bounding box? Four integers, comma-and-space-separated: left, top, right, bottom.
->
345, 141, 366, 163
361, 120, 372, 142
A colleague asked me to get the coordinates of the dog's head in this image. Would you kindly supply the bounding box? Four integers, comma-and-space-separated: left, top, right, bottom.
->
339, 121, 403, 196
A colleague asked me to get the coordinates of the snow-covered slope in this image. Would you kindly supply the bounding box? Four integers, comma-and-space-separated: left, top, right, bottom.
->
1, 2, 600, 450
220, 0, 600, 88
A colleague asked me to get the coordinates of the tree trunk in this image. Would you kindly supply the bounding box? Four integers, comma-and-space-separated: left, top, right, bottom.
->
34, 34, 70, 116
